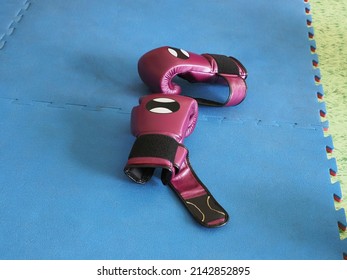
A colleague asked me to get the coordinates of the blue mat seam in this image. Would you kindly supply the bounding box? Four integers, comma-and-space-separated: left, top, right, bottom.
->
1, 96, 329, 130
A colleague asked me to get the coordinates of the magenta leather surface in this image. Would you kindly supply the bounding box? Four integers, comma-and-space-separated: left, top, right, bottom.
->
131, 94, 198, 142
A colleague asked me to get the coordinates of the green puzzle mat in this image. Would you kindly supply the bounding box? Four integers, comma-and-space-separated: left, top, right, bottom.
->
311, 0, 347, 240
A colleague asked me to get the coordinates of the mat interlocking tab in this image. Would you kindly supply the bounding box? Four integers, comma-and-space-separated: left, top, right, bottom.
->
304, 0, 347, 257
0, 0, 346, 259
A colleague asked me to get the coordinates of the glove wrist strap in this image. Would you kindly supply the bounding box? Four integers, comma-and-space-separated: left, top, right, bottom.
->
192, 54, 247, 107
124, 134, 187, 184
169, 156, 229, 227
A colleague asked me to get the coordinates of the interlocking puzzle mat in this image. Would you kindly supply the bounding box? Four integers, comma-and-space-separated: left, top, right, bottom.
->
0, 0, 346, 259
310, 0, 347, 240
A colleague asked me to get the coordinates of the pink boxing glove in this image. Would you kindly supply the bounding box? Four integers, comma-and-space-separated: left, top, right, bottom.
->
124, 94, 229, 227
138, 46, 247, 107
124, 94, 198, 185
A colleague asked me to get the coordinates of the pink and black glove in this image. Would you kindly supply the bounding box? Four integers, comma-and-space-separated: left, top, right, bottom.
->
138, 46, 247, 107
124, 94, 228, 227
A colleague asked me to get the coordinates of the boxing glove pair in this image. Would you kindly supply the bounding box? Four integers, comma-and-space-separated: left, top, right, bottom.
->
124, 47, 247, 227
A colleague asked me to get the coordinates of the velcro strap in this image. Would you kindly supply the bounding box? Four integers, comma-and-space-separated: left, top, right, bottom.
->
169, 156, 229, 227
128, 134, 179, 163
207, 54, 240, 75
125, 134, 187, 184
182, 54, 247, 107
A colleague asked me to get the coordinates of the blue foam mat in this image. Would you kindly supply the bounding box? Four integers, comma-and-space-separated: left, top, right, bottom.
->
0, 0, 346, 259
